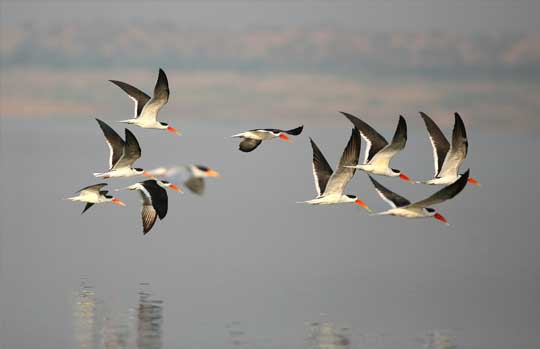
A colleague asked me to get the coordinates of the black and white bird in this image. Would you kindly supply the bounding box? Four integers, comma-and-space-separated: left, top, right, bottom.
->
368, 169, 471, 225
230, 125, 303, 152
120, 180, 169, 235
183, 165, 220, 195
340, 112, 412, 182
299, 128, 371, 211
93, 118, 153, 179
65, 183, 125, 214
110, 68, 180, 135
417, 112, 480, 186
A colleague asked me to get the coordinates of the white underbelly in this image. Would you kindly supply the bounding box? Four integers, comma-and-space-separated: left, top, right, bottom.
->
387, 207, 427, 218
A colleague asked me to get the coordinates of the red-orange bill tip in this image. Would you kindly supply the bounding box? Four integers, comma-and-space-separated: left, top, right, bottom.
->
355, 199, 372, 212
206, 169, 220, 177
279, 134, 292, 142
111, 198, 126, 206
169, 184, 182, 192
167, 126, 181, 135
142, 171, 155, 178
433, 212, 449, 225
399, 173, 412, 182
467, 177, 481, 186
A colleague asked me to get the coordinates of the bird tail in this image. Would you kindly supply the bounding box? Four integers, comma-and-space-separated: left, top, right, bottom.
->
93, 172, 108, 178
116, 119, 134, 124
230, 133, 245, 138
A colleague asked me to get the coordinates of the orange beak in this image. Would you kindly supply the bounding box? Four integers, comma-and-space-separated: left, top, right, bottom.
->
433, 212, 449, 225
111, 198, 126, 206
399, 173, 413, 182
142, 171, 156, 179
279, 133, 292, 142
467, 177, 481, 187
355, 199, 372, 212
167, 126, 181, 135
205, 169, 220, 177
169, 183, 183, 192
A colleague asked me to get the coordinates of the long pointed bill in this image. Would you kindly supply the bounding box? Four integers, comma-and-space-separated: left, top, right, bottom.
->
167, 126, 181, 135
433, 212, 449, 225
355, 199, 372, 213
467, 177, 481, 186
111, 198, 126, 206
399, 173, 413, 182
279, 133, 292, 142
142, 171, 156, 179
169, 183, 183, 192
205, 169, 220, 177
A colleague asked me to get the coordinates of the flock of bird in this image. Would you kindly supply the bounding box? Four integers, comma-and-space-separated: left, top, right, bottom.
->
65, 68, 480, 235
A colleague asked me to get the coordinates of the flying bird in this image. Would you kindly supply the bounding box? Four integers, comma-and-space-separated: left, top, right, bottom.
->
340, 112, 412, 182
230, 125, 303, 152
65, 183, 125, 214
299, 128, 371, 211
368, 169, 471, 225
183, 165, 220, 195
93, 118, 153, 179
121, 180, 169, 235
110, 68, 180, 135
417, 112, 480, 186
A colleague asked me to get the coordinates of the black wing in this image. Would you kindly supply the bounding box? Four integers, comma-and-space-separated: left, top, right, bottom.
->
153, 68, 170, 102
451, 112, 468, 157
141, 180, 168, 220
324, 128, 361, 195
184, 177, 205, 195
284, 125, 304, 136
109, 80, 151, 117
389, 115, 407, 150
310, 138, 334, 196
368, 176, 411, 208
411, 169, 470, 208
239, 139, 262, 152
114, 129, 142, 169
76, 183, 108, 194
420, 112, 450, 177
95, 118, 125, 169
340, 112, 388, 163
81, 203, 95, 214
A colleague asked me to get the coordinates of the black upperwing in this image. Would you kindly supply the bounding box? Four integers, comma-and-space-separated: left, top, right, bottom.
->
411, 169, 470, 208
109, 80, 151, 117
309, 138, 334, 196
368, 175, 411, 208
141, 180, 168, 220
420, 112, 450, 177
340, 112, 388, 163
96, 118, 125, 169
114, 129, 142, 169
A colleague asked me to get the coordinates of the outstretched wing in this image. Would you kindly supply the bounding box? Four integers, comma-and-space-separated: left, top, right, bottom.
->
113, 129, 141, 169
77, 183, 108, 195
340, 112, 388, 164
138, 68, 170, 122
368, 176, 411, 208
141, 204, 158, 235
369, 115, 407, 168
410, 169, 470, 208
81, 203, 95, 214
239, 139, 262, 152
109, 80, 151, 118
438, 113, 468, 178
284, 125, 304, 136
323, 128, 361, 195
184, 177, 205, 195
95, 118, 124, 169
420, 112, 450, 177
309, 138, 333, 196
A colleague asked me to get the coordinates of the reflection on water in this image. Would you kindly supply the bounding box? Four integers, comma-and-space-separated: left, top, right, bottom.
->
423, 331, 456, 349
74, 281, 163, 349
305, 321, 350, 349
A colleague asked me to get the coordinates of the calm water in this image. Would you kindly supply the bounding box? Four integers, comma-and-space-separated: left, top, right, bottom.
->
1, 117, 539, 348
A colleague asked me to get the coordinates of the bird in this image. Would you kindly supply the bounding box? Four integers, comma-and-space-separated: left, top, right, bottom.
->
65, 183, 125, 214
417, 112, 480, 186
299, 128, 371, 211
340, 112, 412, 182
183, 165, 220, 195
230, 125, 303, 152
109, 68, 180, 135
368, 169, 471, 225
120, 180, 169, 235
93, 118, 154, 179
